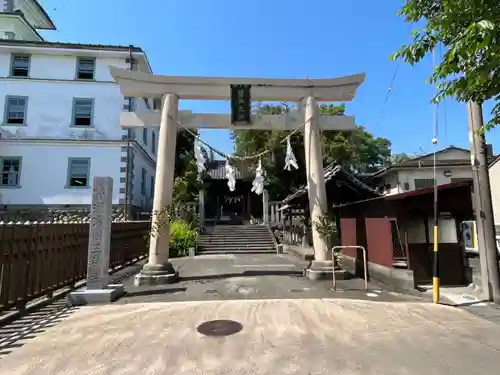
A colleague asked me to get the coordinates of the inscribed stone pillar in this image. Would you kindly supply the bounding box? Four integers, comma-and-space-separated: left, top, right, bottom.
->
67, 176, 125, 305
302, 96, 329, 262
135, 94, 179, 285
87, 176, 113, 290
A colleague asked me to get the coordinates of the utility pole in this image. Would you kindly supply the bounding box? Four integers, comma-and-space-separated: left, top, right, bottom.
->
467, 101, 500, 303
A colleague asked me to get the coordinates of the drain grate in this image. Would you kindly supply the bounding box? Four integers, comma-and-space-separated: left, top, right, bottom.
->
197, 320, 243, 337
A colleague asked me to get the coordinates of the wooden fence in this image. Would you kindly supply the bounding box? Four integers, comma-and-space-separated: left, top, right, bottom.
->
267, 201, 304, 226
266, 201, 309, 247
0, 221, 149, 313
138, 202, 198, 224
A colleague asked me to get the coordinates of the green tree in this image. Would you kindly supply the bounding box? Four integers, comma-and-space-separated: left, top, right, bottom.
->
393, 0, 500, 130
173, 159, 201, 203
174, 130, 196, 178
390, 152, 414, 164
232, 103, 392, 199
173, 130, 200, 202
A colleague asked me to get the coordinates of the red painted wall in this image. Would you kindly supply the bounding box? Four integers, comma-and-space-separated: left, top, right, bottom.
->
365, 218, 393, 267
340, 218, 357, 258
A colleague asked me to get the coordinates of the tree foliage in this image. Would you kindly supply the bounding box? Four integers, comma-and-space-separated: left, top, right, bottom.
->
231, 103, 392, 199
174, 130, 196, 178
393, 0, 500, 130
390, 152, 414, 164
172, 131, 200, 202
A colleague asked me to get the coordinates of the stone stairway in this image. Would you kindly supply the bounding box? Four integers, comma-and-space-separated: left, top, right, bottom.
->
197, 224, 277, 254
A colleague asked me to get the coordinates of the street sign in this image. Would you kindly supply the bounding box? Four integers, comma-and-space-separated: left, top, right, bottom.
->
230, 84, 251, 124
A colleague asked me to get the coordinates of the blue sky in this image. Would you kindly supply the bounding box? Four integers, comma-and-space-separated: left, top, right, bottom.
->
41, 0, 500, 156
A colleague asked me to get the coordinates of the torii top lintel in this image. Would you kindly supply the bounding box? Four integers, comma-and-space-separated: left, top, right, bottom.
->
109, 66, 365, 102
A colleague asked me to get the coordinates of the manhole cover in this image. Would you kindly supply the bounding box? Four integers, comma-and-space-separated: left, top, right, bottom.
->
197, 320, 243, 337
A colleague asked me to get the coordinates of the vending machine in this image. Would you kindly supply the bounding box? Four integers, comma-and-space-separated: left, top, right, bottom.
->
461, 220, 478, 254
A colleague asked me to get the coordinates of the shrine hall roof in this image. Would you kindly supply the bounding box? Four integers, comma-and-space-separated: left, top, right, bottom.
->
205, 160, 244, 180
281, 164, 380, 205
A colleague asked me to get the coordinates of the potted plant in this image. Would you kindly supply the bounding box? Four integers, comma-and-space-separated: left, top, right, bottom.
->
313, 212, 341, 268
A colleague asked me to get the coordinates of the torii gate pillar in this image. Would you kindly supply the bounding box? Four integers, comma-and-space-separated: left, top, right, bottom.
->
302, 96, 330, 269
134, 94, 179, 286
110, 66, 365, 284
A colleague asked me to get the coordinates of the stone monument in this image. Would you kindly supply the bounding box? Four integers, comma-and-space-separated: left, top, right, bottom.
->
67, 177, 125, 305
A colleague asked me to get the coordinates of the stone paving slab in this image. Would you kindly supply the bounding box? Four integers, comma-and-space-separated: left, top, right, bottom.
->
1, 299, 500, 375
118, 254, 423, 304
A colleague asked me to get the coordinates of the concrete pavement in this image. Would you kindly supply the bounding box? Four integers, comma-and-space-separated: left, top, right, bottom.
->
1, 299, 500, 375
118, 253, 423, 304
2, 253, 500, 374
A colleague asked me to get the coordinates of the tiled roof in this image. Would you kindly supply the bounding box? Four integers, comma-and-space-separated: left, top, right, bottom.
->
205, 160, 244, 180
0, 39, 145, 53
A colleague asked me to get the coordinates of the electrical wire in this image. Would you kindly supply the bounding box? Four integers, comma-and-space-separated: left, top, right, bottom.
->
375, 61, 401, 128
375, 23, 414, 129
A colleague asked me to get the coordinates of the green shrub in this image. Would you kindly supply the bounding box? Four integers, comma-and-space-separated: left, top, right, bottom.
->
169, 220, 197, 258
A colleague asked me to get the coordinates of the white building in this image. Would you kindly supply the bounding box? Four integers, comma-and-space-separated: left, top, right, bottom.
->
0, 0, 158, 212
371, 146, 474, 195
486, 156, 500, 225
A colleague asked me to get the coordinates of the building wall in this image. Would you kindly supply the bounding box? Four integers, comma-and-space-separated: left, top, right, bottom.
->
0, 15, 43, 41
129, 146, 156, 210
381, 166, 472, 195
129, 123, 158, 162
0, 53, 130, 82
405, 217, 458, 243
0, 47, 156, 208
0, 53, 129, 141
0, 141, 123, 205
489, 161, 500, 224
381, 173, 401, 195
417, 148, 470, 161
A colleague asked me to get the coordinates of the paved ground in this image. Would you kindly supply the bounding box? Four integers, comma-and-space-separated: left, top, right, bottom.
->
2, 299, 500, 375
118, 254, 422, 304
2, 253, 500, 374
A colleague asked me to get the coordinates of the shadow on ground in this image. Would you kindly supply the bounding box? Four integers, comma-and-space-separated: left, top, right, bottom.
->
0, 300, 76, 359
179, 269, 304, 282
0, 263, 144, 359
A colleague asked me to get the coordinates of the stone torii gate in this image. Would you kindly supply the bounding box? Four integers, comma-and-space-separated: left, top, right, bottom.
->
110, 66, 365, 285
